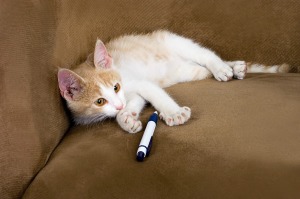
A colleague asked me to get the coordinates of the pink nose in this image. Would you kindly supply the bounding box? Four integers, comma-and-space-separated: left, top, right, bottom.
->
115, 105, 123, 110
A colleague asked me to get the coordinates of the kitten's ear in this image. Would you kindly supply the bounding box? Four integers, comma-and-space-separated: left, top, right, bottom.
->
93, 39, 112, 69
57, 69, 85, 101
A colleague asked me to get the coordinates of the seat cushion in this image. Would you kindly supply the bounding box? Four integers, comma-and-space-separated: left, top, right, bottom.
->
23, 74, 300, 199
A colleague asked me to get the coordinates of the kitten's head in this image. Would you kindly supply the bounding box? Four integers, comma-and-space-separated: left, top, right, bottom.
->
58, 39, 126, 125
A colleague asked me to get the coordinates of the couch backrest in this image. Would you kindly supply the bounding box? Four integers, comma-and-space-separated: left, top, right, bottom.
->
54, 0, 300, 67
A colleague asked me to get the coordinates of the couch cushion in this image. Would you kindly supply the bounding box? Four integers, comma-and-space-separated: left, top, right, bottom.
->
0, 1, 69, 198
23, 74, 300, 199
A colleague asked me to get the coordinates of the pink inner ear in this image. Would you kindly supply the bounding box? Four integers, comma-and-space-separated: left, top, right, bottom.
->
94, 40, 112, 69
58, 69, 83, 101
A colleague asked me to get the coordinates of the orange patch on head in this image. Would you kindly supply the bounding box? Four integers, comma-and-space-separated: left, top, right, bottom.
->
62, 61, 122, 122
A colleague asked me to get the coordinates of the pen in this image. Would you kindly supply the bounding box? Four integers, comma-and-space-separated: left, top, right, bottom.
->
136, 111, 158, 162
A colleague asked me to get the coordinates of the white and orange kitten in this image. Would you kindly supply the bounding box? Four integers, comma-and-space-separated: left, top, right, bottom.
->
58, 30, 289, 133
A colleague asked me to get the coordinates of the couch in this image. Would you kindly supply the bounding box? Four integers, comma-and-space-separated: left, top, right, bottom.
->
1, 0, 300, 198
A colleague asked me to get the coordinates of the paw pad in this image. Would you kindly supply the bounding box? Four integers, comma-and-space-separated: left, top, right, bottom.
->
159, 106, 191, 126
116, 111, 142, 133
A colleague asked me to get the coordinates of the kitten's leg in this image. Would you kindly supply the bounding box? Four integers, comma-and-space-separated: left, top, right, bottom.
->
165, 33, 233, 81
137, 81, 191, 126
225, 61, 247, 79
116, 93, 146, 133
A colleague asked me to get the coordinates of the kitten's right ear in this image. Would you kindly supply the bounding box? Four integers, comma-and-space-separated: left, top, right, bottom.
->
93, 39, 112, 69
57, 69, 85, 101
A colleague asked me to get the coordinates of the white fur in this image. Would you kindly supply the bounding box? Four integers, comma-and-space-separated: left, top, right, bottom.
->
97, 30, 246, 133
99, 84, 125, 111
226, 61, 247, 79
248, 64, 279, 73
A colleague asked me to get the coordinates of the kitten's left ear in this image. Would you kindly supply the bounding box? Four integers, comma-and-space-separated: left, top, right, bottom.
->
57, 69, 85, 101
94, 39, 112, 69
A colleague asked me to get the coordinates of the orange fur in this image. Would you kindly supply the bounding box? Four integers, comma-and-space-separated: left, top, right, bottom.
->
65, 62, 121, 120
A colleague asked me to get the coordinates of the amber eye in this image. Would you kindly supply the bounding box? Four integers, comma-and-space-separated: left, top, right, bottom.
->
114, 83, 121, 93
95, 98, 107, 106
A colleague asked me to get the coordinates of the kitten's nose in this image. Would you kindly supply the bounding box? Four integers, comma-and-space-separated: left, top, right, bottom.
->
115, 104, 123, 111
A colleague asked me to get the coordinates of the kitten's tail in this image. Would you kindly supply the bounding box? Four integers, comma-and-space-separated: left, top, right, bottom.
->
247, 62, 300, 73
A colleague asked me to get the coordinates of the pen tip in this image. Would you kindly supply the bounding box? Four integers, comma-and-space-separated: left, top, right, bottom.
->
136, 151, 145, 162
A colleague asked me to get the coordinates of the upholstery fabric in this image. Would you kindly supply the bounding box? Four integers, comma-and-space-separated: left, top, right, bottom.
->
24, 74, 300, 199
1, 0, 300, 198
0, 1, 69, 198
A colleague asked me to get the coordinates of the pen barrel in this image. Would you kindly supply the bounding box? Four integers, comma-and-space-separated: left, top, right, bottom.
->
137, 121, 156, 155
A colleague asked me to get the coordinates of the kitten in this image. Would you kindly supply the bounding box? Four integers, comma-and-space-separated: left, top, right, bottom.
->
57, 30, 290, 133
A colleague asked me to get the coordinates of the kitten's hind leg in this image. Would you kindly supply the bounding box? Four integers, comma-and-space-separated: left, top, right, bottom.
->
164, 32, 233, 81
225, 61, 247, 79
116, 93, 146, 133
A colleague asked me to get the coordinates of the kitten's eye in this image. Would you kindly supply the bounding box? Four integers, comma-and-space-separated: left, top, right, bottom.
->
95, 98, 107, 106
114, 83, 121, 93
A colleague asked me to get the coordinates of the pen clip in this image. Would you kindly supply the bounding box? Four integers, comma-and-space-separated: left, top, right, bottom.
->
146, 137, 153, 157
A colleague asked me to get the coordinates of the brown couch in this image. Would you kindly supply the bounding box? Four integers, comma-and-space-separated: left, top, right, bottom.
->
1, 0, 300, 198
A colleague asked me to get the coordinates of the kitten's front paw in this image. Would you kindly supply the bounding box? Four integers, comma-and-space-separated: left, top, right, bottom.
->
159, 106, 191, 126
213, 64, 234, 82
232, 61, 247, 79
116, 111, 142, 133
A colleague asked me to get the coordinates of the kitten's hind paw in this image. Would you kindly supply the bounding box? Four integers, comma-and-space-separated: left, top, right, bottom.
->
159, 106, 191, 126
116, 111, 142, 133
226, 61, 247, 80
232, 61, 247, 79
